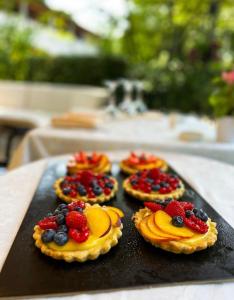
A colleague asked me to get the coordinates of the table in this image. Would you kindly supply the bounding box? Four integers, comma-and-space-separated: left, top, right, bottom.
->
1, 151, 234, 299
9, 113, 234, 169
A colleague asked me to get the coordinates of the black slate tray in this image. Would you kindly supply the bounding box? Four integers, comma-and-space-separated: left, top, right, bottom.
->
1, 161, 234, 298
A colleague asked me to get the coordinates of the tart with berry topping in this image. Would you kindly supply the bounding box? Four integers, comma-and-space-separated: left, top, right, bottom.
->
133, 200, 217, 254
123, 168, 185, 202
67, 151, 111, 175
54, 170, 118, 204
33, 201, 124, 262
120, 152, 168, 175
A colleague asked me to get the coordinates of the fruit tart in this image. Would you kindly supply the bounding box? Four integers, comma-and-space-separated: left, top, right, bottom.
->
133, 200, 218, 254
54, 170, 118, 204
120, 152, 168, 175
33, 201, 124, 262
67, 151, 111, 174
123, 168, 185, 202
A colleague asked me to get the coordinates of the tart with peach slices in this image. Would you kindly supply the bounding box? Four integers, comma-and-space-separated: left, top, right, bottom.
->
54, 170, 118, 204
120, 152, 168, 175
33, 201, 124, 262
123, 168, 184, 202
133, 200, 217, 254
67, 151, 111, 174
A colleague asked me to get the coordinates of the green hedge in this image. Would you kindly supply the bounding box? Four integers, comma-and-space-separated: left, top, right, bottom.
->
26, 55, 127, 85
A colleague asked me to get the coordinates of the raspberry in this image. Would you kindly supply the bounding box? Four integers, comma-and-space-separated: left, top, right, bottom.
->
184, 215, 208, 234
159, 187, 169, 194
180, 201, 194, 211
66, 211, 87, 229
69, 190, 77, 198
79, 170, 95, 186
38, 216, 58, 230
104, 188, 111, 195
144, 202, 163, 212
68, 201, 85, 211
164, 200, 185, 218
68, 227, 89, 243
148, 168, 160, 179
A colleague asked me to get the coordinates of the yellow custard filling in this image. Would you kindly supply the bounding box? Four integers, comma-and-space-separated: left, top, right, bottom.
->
47, 228, 114, 252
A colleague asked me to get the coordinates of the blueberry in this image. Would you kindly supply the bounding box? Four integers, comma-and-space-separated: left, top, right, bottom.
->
130, 179, 138, 185
155, 200, 165, 205
46, 212, 54, 217
152, 184, 160, 191
54, 209, 61, 215
53, 232, 68, 246
75, 207, 84, 213
61, 208, 69, 216
185, 210, 194, 218
146, 178, 154, 184
90, 180, 98, 188
57, 203, 67, 210
193, 208, 198, 214
105, 182, 114, 189
160, 182, 169, 188
77, 185, 87, 196
93, 186, 103, 196
196, 209, 208, 222
172, 216, 184, 227
63, 187, 71, 195
56, 214, 65, 225
41, 229, 55, 243
57, 225, 68, 233
164, 198, 172, 205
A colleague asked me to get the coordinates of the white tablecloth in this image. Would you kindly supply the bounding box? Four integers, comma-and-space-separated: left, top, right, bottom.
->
9, 114, 234, 169
1, 151, 234, 299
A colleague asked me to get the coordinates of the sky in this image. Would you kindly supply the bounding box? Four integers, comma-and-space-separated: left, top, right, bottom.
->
45, 0, 128, 36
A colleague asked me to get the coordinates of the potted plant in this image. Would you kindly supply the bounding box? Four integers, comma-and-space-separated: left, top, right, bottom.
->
209, 71, 234, 142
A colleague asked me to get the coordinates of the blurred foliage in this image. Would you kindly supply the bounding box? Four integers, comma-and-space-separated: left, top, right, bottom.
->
102, 0, 234, 115
26, 55, 127, 85
0, 22, 126, 84
209, 72, 234, 116
0, 23, 45, 80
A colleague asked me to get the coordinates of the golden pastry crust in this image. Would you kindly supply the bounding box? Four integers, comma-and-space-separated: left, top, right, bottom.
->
120, 159, 168, 175
133, 208, 218, 254
33, 225, 122, 262
54, 177, 118, 204
123, 178, 185, 201
67, 155, 111, 175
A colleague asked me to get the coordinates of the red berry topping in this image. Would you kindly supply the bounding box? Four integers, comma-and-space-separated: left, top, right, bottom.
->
66, 211, 87, 229
80, 170, 95, 186
164, 200, 185, 219
68, 201, 85, 211
144, 202, 163, 212
104, 188, 111, 195
69, 190, 77, 198
68, 228, 89, 243
184, 215, 208, 234
38, 216, 58, 230
180, 201, 194, 211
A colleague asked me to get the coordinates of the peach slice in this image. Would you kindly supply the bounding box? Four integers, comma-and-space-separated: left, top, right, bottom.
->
155, 210, 194, 238
147, 214, 181, 240
140, 216, 171, 242
105, 209, 121, 227
85, 207, 111, 237
107, 207, 124, 218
